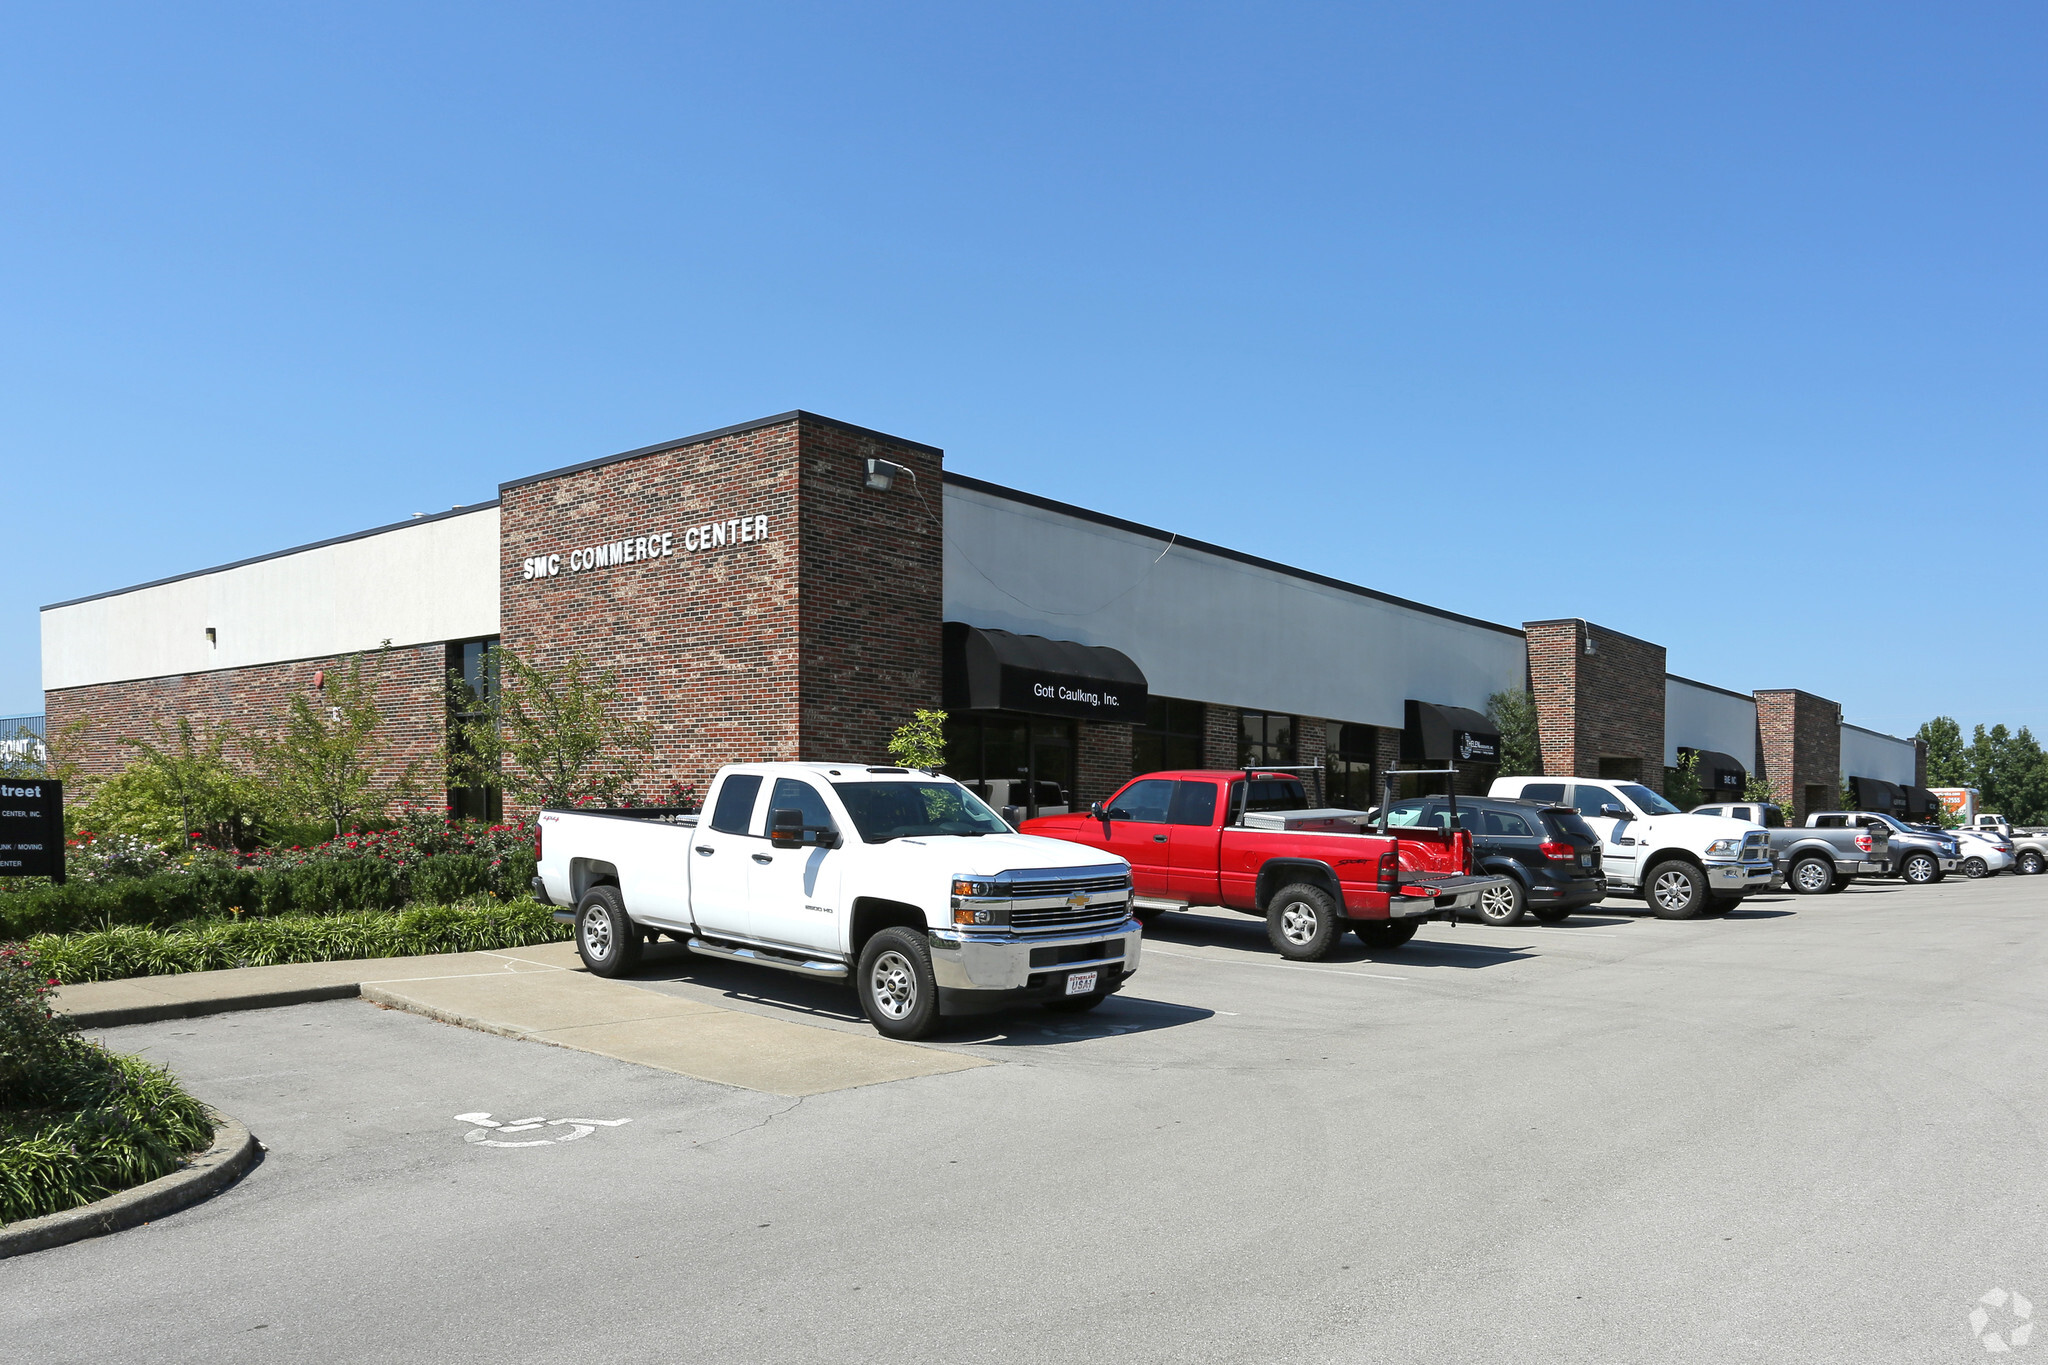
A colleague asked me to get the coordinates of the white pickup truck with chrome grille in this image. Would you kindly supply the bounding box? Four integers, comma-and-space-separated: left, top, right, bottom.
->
532, 762, 1140, 1039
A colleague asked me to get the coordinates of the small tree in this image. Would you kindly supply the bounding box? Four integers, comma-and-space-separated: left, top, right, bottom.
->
1485, 689, 1540, 777
1916, 716, 1969, 787
247, 653, 415, 839
448, 647, 655, 809
1740, 774, 1782, 809
1664, 751, 1703, 811
119, 718, 269, 850
887, 709, 949, 771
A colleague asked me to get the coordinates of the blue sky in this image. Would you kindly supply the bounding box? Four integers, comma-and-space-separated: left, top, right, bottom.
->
2, 2, 2041, 736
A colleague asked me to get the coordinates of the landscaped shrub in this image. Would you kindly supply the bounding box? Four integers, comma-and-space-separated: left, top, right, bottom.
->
409, 853, 495, 905
26, 901, 572, 985
0, 945, 215, 1224
255, 858, 405, 917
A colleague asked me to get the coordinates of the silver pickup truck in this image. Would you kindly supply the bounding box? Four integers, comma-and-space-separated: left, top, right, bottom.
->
1694, 802, 1890, 894
1968, 815, 2048, 875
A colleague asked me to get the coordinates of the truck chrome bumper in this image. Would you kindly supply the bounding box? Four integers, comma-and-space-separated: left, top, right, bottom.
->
1388, 873, 1515, 918
928, 919, 1142, 991
1706, 859, 1774, 890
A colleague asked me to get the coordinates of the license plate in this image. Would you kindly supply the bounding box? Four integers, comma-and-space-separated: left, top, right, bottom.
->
1065, 970, 1097, 995
1579, 854, 1591, 867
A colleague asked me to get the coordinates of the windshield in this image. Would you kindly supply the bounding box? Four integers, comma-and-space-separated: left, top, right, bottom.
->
834, 781, 1011, 842
1615, 784, 1682, 817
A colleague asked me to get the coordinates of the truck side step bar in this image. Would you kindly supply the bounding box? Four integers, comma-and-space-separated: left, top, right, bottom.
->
687, 937, 849, 980
1132, 896, 1187, 911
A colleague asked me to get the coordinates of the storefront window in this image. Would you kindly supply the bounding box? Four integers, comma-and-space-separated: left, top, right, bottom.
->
1133, 697, 1205, 775
1326, 721, 1378, 810
943, 712, 1076, 818
446, 637, 501, 822
1238, 711, 1295, 768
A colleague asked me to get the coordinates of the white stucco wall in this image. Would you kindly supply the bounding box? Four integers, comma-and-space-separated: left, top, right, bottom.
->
941, 482, 1526, 727
42, 506, 501, 690
1664, 676, 1757, 770
1840, 723, 1916, 785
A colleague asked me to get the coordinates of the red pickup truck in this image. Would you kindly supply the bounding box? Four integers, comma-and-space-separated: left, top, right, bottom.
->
1020, 769, 1511, 960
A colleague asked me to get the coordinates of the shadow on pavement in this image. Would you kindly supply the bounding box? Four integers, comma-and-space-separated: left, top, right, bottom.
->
1142, 913, 1534, 969
943, 995, 1215, 1047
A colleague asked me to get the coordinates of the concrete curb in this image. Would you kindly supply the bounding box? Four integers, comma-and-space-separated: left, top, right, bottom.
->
358, 982, 555, 1045
65, 985, 362, 1030
0, 1110, 261, 1260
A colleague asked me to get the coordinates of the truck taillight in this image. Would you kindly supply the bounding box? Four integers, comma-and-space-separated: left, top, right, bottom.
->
1855, 833, 1872, 853
1377, 850, 1398, 893
535, 823, 543, 861
1460, 830, 1473, 875
1539, 840, 1577, 862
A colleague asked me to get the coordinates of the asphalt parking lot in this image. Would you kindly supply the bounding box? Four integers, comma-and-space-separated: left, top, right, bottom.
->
7, 874, 2046, 1365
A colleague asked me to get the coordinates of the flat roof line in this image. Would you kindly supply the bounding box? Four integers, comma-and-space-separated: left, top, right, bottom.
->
942, 470, 1525, 639
1665, 672, 1756, 703
498, 410, 944, 492
41, 502, 502, 612
1841, 721, 1915, 744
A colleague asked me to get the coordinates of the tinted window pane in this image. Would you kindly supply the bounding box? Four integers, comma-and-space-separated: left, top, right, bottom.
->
1485, 810, 1534, 838
1521, 783, 1566, 803
1109, 779, 1176, 823
768, 778, 836, 841
1169, 781, 1219, 827
710, 774, 762, 834
1542, 810, 1597, 842
1385, 801, 1429, 828
1242, 779, 1309, 812
1572, 786, 1614, 818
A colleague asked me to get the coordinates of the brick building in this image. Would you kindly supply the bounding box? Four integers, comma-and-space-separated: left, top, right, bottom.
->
39, 409, 1926, 821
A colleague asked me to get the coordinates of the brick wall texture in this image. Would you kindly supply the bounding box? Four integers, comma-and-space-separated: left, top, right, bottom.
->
498, 413, 943, 809
1523, 619, 1666, 781
1754, 689, 1842, 825
1075, 723, 1133, 806
44, 644, 448, 791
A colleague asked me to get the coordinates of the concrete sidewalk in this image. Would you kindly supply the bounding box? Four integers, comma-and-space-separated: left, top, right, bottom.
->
58, 942, 989, 1096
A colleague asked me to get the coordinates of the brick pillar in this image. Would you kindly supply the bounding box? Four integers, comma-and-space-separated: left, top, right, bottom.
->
1204, 706, 1239, 768
1075, 723, 1133, 805
1914, 738, 1928, 789
1754, 689, 1842, 825
499, 412, 943, 809
1522, 619, 1665, 782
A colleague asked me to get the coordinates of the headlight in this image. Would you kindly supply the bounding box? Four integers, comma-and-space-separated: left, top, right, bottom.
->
1705, 838, 1740, 855
953, 904, 998, 925
951, 878, 996, 898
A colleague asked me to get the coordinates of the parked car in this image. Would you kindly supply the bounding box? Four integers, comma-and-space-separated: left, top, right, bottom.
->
1805, 811, 1960, 885
1020, 769, 1513, 960
1376, 795, 1605, 924
1952, 828, 2015, 878
1693, 801, 1889, 894
1487, 777, 1774, 918
1965, 814, 2048, 875
533, 762, 1142, 1039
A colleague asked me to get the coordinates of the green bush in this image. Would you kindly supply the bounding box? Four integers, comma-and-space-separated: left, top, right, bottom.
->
27, 902, 572, 985
1, 945, 215, 1224
409, 853, 495, 905
0, 859, 413, 941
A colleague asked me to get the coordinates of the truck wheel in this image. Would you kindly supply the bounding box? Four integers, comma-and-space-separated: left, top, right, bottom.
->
575, 886, 642, 978
856, 927, 941, 1040
1475, 879, 1526, 926
1266, 883, 1342, 960
2019, 850, 2044, 875
1788, 855, 1834, 895
1900, 852, 1937, 884
1354, 920, 1420, 950
1644, 861, 1707, 919
1822, 875, 1849, 894
1962, 856, 1988, 879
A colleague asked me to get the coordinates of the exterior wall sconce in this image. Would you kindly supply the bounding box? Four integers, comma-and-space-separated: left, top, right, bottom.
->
865, 458, 913, 492
205, 627, 216, 646
1584, 634, 1597, 655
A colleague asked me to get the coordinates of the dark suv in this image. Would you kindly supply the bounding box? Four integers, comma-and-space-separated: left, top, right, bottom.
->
1381, 795, 1606, 925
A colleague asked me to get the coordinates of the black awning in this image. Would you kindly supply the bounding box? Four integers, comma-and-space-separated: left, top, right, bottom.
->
1902, 784, 1941, 816
1849, 776, 1904, 813
1689, 749, 1748, 793
1402, 700, 1502, 764
942, 622, 1148, 723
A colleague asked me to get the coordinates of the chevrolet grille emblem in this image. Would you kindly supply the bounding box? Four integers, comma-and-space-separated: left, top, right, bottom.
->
1066, 893, 1090, 909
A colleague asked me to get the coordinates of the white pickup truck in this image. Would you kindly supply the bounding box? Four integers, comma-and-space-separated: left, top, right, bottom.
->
533, 762, 1142, 1039
1487, 776, 1775, 916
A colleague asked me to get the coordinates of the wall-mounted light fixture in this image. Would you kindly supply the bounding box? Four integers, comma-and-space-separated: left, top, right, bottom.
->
865, 458, 914, 492
1584, 633, 1597, 655
205, 627, 217, 646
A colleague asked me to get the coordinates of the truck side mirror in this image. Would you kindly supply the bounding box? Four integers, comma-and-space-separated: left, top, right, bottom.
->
1001, 805, 1023, 827
1600, 804, 1628, 820
769, 807, 805, 849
